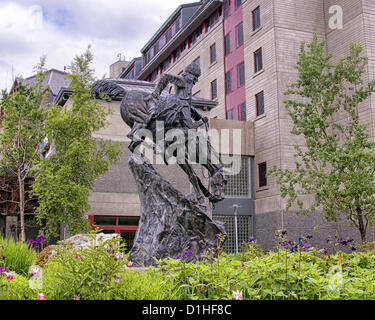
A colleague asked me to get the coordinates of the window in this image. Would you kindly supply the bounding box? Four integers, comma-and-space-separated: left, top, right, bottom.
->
212, 215, 251, 253
226, 108, 234, 120
252, 6, 261, 31
255, 91, 264, 116
211, 79, 217, 100
238, 103, 246, 121
224, 32, 231, 56
254, 48, 263, 73
210, 43, 216, 64
235, 0, 242, 9
235, 22, 244, 47
258, 162, 267, 187
237, 61, 245, 87
207, 8, 222, 30
225, 70, 232, 94
221, 155, 250, 197
91, 215, 139, 252
224, 0, 231, 18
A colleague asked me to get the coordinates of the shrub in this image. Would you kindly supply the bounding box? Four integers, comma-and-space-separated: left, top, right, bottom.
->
109, 268, 179, 300
42, 233, 127, 300
0, 273, 36, 300
0, 237, 37, 277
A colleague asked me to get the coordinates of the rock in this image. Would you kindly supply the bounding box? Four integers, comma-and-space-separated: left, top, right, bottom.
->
60, 233, 121, 251
35, 233, 121, 267
128, 156, 226, 267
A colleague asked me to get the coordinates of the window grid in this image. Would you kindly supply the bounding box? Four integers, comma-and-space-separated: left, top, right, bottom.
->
212, 215, 250, 254
221, 155, 250, 198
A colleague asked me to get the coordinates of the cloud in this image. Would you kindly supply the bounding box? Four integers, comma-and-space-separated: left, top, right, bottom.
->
0, 0, 198, 91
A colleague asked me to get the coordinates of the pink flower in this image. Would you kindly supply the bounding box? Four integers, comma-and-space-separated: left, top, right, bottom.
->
127, 262, 133, 268
73, 255, 79, 259
6, 272, 15, 281
232, 290, 243, 300
37, 293, 46, 300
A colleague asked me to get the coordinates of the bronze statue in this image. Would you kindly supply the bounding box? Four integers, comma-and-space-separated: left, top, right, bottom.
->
91, 63, 228, 265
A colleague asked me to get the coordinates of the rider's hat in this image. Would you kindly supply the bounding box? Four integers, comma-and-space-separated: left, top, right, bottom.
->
185, 63, 201, 77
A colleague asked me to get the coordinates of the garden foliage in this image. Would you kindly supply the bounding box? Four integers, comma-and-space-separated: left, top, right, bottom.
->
1, 231, 375, 300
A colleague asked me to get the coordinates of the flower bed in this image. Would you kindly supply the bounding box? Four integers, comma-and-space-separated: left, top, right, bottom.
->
1, 231, 375, 300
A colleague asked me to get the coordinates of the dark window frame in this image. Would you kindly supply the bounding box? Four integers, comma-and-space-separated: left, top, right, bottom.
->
210, 43, 216, 64
237, 61, 245, 88
238, 102, 246, 121
211, 79, 217, 100
252, 6, 261, 31
235, 21, 244, 48
258, 162, 267, 187
224, 32, 231, 56
255, 91, 264, 116
225, 69, 233, 95
224, 0, 231, 18
254, 47, 263, 73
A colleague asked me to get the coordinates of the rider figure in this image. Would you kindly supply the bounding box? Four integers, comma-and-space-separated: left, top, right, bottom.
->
145, 62, 208, 130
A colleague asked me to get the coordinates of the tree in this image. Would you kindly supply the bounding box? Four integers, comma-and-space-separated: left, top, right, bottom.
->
270, 34, 375, 243
0, 59, 47, 242
31, 48, 123, 240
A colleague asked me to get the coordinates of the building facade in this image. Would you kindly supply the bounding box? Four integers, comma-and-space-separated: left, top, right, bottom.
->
109, 0, 375, 251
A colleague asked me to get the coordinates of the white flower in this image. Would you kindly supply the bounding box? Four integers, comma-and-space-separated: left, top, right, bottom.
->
30, 266, 40, 276
232, 289, 243, 300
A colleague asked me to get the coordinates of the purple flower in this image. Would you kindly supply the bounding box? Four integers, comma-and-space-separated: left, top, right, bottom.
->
74, 296, 80, 300
249, 237, 256, 243
214, 234, 219, 239
306, 234, 313, 240
183, 250, 193, 256
0, 266, 8, 274
303, 244, 312, 249
114, 275, 121, 284
175, 255, 183, 260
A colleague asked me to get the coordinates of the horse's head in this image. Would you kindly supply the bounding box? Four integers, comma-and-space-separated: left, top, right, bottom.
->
209, 170, 227, 203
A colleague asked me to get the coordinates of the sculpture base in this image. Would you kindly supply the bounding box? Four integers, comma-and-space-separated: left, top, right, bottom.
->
128, 156, 226, 267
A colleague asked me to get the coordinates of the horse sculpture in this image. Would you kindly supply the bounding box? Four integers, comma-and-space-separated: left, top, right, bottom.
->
91, 64, 227, 205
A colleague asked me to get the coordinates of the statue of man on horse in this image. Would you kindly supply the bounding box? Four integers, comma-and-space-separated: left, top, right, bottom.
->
91, 62, 227, 205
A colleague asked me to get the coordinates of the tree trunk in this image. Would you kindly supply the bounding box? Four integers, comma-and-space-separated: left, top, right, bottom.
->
356, 206, 367, 244
18, 171, 25, 243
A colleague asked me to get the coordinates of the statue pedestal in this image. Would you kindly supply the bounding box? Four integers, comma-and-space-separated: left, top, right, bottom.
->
128, 156, 226, 267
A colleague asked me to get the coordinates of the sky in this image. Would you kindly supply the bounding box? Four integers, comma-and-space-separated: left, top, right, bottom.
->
0, 0, 198, 91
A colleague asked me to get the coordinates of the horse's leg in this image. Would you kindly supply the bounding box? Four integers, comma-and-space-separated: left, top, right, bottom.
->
179, 162, 211, 201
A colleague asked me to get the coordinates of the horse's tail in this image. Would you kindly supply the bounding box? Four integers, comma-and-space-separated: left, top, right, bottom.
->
91, 80, 127, 100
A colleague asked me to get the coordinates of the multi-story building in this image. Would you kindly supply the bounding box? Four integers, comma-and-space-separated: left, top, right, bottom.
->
109, 0, 375, 251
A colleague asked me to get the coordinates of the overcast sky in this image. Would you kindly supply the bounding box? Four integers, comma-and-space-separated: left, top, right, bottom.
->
0, 0, 198, 91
